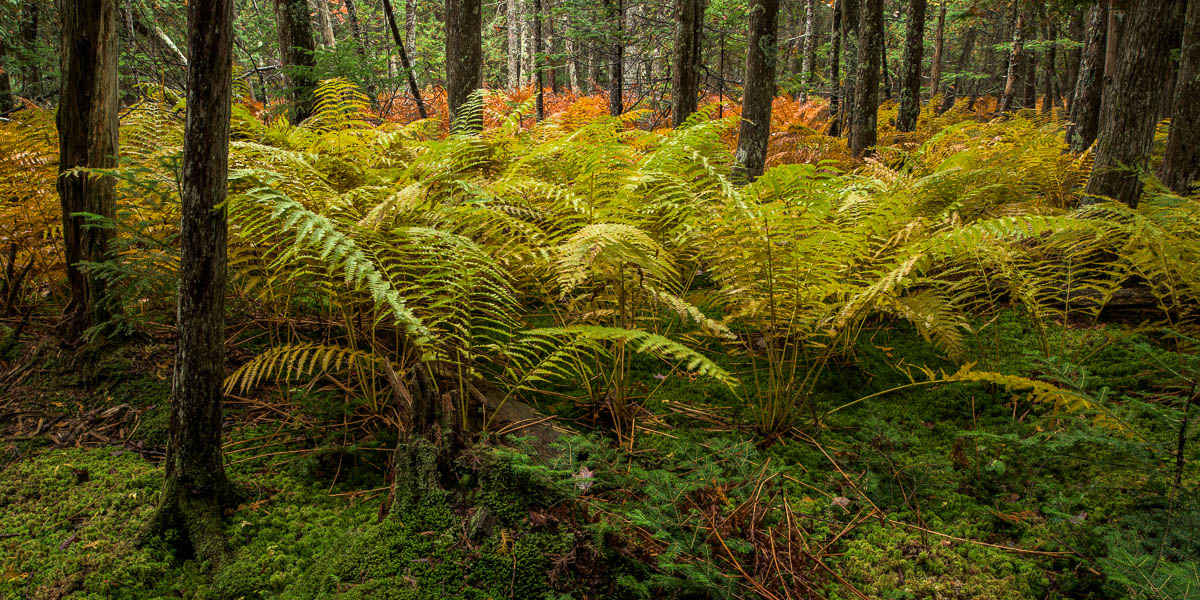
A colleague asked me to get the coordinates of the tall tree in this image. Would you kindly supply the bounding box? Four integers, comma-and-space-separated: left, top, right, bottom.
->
928, 0, 945, 97
849, 0, 882, 156
1066, 2, 1105, 152
998, 6, 1026, 113
507, 0, 523, 88
1064, 8, 1084, 109
406, 0, 418, 59
604, 0, 625, 116
534, 0, 545, 120
800, 0, 817, 95
142, 0, 235, 565
1085, 0, 1185, 207
1161, 0, 1199, 194
732, 0, 781, 180
315, 0, 337, 47
56, 0, 119, 340
838, 0, 859, 136
273, 0, 319, 123
670, 0, 704, 126
896, 0, 925, 131
446, 0, 482, 130
828, 0, 842, 135
384, 0, 428, 118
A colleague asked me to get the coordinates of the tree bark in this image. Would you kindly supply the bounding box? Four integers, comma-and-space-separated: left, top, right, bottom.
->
801, 0, 817, 97
446, 0, 482, 130
604, 0, 624, 116
849, 0, 881, 156
315, 0, 337, 47
56, 0, 119, 341
1067, 3, 1105, 152
838, 0, 859, 137
828, 0, 842, 135
671, 0, 704, 126
998, 7, 1025, 113
0, 36, 14, 114
273, 0, 319, 123
1022, 39, 1038, 110
732, 0, 780, 180
1161, 0, 1199, 194
1064, 8, 1084, 109
1085, 0, 1185, 208
406, 0, 418, 60
938, 26, 975, 114
384, 0, 428, 118
896, 0, 925, 131
534, 0, 545, 119
929, 0, 944, 97
1039, 21, 1057, 113
142, 0, 235, 567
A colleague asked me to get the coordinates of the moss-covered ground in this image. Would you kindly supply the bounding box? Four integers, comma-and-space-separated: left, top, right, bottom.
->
1, 312, 1197, 599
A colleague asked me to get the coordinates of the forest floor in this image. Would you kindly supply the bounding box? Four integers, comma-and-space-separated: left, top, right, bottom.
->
2, 310, 1197, 600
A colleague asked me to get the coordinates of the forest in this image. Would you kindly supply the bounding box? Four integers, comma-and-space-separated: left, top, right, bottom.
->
0, 0, 1198, 597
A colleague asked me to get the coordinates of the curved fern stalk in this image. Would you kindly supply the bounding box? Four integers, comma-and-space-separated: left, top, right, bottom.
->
223, 342, 389, 395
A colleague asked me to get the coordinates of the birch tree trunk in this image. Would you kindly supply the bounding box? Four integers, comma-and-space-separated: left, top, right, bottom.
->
928, 0, 944, 97
315, 0, 337, 47
507, 0, 522, 87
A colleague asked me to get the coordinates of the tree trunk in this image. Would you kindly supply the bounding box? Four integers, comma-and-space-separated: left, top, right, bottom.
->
406, 0, 418, 60
849, 0, 881, 156
273, 0, 319, 123
998, 8, 1025, 113
1040, 21, 1056, 113
142, 0, 235, 567
929, 0, 944, 97
1162, 0, 1199, 194
1067, 3, 1105, 152
534, 0, 545, 119
384, 0, 427, 118
671, 0, 703, 126
896, 0, 924, 131
1064, 8, 1084, 109
1084, 0, 1185, 208
547, 2, 561, 94
507, 0, 522, 88
56, 0, 119, 341
801, 0, 817, 96
1022, 41, 1038, 109
605, 0, 624, 116
344, 0, 377, 100
315, 0, 337, 47
732, 0, 780, 180
938, 26, 975, 113
20, 3, 40, 101
828, 0, 842, 135
839, 0, 859, 137
446, 0, 482, 130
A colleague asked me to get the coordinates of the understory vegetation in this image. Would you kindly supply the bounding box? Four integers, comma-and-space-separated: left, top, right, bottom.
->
2, 84, 1199, 599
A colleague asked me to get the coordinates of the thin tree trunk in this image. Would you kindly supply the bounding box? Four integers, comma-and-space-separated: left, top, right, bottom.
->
671, 0, 703, 126
896, 0, 924, 131
605, 0, 624, 116
20, 3, 40, 101
849, 0, 881, 156
1162, 0, 1200, 194
315, 0, 337, 47
1064, 8, 1083, 109
801, 0, 817, 93
507, 0, 522, 88
547, 1, 560, 94
383, 0, 427, 118
938, 26, 975, 113
1040, 21, 1056, 113
406, 0, 417, 60
142, 0, 235, 566
1067, 2, 1105, 152
998, 8, 1025, 113
273, 0, 319, 123
534, 0, 545, 119
1022, 41, 1038, 109
732, 0, 780, 180
56, 0, 119, 340
446, 0, 482, 130
929, 0, 944, 97
839, 0, 859, 137
343, 0, 377, 100
828, 0, 842, 135
1085, 0, 1185, 208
